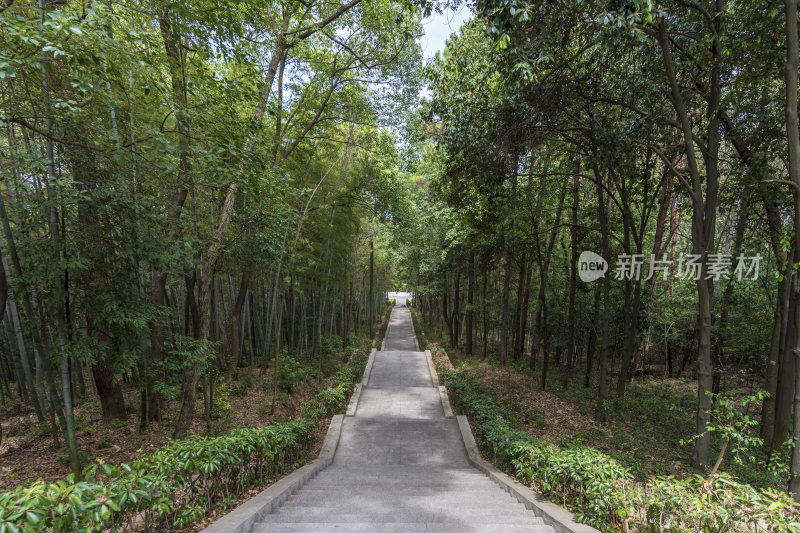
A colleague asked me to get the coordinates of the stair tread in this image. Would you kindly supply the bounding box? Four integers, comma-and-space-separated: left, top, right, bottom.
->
264, 512, 544, 524
251, 523, 554, 533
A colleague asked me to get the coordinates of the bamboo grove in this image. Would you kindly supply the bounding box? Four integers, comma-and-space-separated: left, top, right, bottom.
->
0, 0, 422, 476
393, 0, 800, 500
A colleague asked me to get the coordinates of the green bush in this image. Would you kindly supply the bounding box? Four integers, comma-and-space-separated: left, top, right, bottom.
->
277, 356, 306, 393
302, 383, 349, 419
441, 370, 799, 532
319, 336, 339, 360
0, 420, 313, 532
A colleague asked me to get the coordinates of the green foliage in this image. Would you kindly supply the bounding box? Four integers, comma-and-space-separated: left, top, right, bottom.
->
0, 420, 313, 532
213, 381, 232, 417
301, 384, 349, 420
442, 370, 799, 532
318, 337, 339, 360
277, 356, 306, 393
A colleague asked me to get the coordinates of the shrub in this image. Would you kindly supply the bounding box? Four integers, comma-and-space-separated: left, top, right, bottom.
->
319, 337, 339, 360
213, 379, 232, 416
302, 383, 349, 419
277, 356, 305, 393
0, 420, 314, 532
441, 370, 799, 532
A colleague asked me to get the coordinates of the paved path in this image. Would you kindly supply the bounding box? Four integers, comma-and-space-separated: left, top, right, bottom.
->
250, 307, 553, 532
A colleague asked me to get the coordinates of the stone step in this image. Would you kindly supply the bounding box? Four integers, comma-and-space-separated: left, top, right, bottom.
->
281, 492, 525, 508
277, 499, 531, 512
302, 479, 497, 490
268, 508, 544, 524
355, 387, 443, 418
368, 351, 431, 387
299, 480, 506, 493
252, 522, 554, 533
334, 418, 468, 467
311, 465, 482, 477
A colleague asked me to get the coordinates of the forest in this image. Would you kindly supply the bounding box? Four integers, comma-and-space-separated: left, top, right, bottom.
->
1, 0, 800, 531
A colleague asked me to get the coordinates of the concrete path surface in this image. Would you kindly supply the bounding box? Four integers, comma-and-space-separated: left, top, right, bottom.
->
250, 307, 554, 532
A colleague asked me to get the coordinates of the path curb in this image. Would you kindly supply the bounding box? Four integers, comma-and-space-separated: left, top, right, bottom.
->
200, 414, 345, 533
408, 306, 420, 351
360, 347, 377, 386
345, 384, 361, 416
381, 309, 392, 350
456, 415, 601, 533
424, 349, 439, 385
424, 348, 455, 418
438, 385, 454, 417
347, 347, 377, 415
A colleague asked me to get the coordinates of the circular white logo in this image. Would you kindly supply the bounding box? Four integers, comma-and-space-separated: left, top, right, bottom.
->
578, 251, 608, 282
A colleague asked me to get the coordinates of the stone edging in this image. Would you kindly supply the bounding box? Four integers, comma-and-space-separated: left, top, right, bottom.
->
456, 416, 601, 533
347, 347, 377, 415
407, 306, 420, 351
438, 386, 454, 417
424, 348, 455, 418
200, 414, 345, 533
345, 384, 361, 416
360, 347, 377, 387
424, 349, 438, 385
381, 310, 391, 350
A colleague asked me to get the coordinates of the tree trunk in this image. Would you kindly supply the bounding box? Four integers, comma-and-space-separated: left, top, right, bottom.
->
466, 250, 475, 356
500, 251, 512, 364
593, 158, 611, 420
657, 14, 721, 469
519, 255, 533, 361
150, 10, 192, 422
762, 261, 792, 446
712, 207, 748, 393
563, 168, 579, 387
231, 266, 250, 368
91, 358, 127, 420
0, 232, 43, 424
173, 181, 238, 438
38, 0, 80, 475
532, 187, 566, 378
482, 271, 488, 358
513, 261, 527, 360
450, 270, 460, 349
585, 282, 601, 388
369, 238, 374, 333
781, 0, 800, 500
443, 273, 451, 344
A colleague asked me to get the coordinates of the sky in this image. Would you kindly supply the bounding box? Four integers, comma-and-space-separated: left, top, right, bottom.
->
418, 5, 473, 62
416, 5, 472, 99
